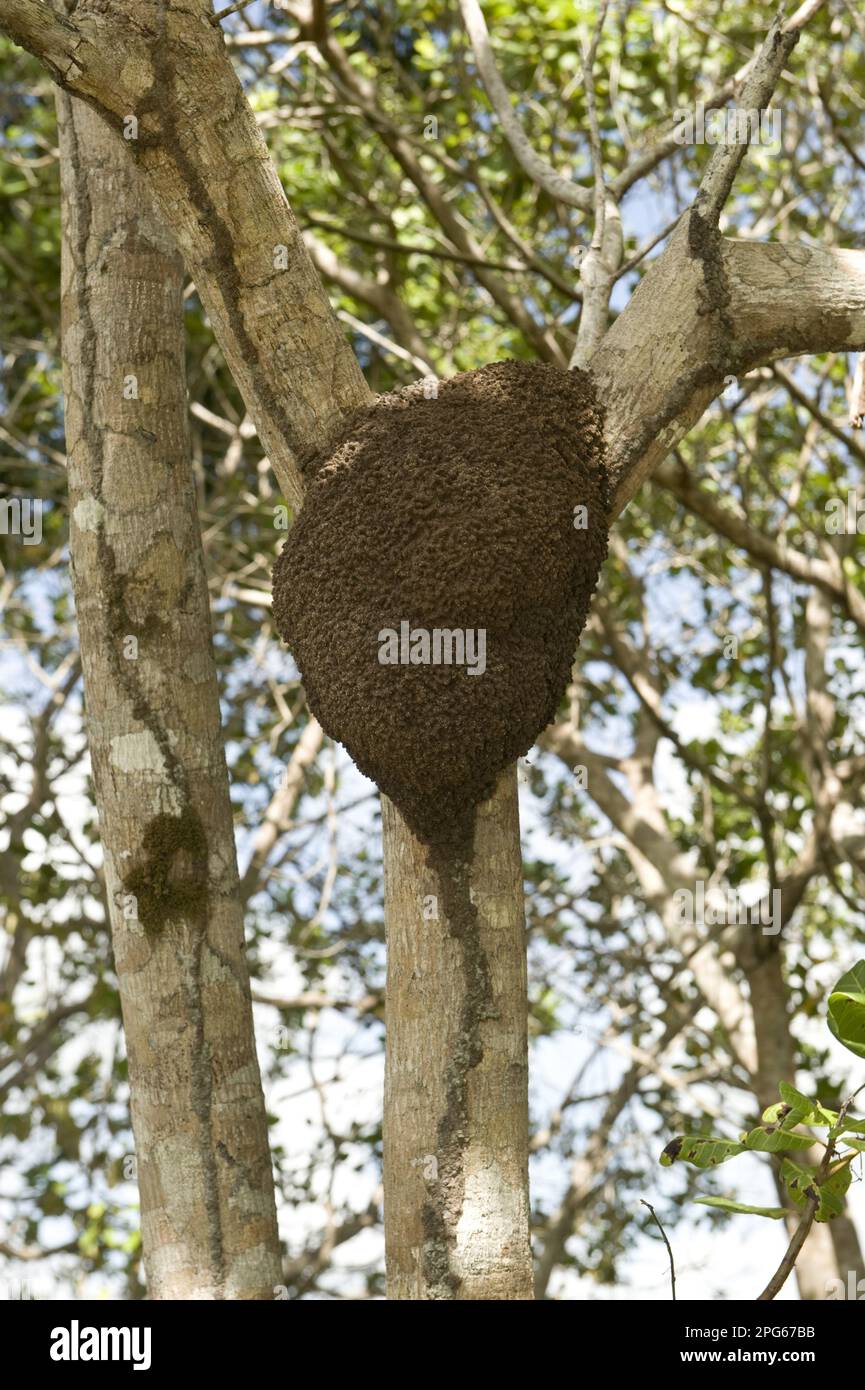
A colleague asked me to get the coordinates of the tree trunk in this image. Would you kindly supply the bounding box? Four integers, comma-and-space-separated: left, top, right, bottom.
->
57, 92, 281, 1299
382, 767, 532, 1299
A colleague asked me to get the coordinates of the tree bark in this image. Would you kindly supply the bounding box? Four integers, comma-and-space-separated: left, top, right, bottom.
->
382, 768, 532, 1299
57, 92, 281, 1298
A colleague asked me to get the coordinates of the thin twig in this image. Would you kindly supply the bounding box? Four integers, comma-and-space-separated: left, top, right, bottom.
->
302, 216, 526, 274
582, 0, 610, 253
641, 1200, 677, 1300
756, 1190, 821, 1301
211, 0, 259, 25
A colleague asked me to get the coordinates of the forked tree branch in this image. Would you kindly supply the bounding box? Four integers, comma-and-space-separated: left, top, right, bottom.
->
596, 224, 865, 516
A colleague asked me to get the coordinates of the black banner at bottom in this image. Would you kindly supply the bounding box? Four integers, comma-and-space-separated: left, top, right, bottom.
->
1, 1294, 858, 1373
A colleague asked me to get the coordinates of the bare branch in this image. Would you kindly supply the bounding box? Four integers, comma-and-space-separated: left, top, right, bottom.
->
457, 0, 592, 212
593, 225, 865, 518
694, 10, 800, 227
641, 1201, 677, 1300
211, 0, 259, 25
240, 716, 324, 902
654, 454, 865, 634
784, 0, 828, 32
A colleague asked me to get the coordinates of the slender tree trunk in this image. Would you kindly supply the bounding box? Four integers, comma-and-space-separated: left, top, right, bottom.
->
57, 93, 281, 1299
382, 768, 532, 1299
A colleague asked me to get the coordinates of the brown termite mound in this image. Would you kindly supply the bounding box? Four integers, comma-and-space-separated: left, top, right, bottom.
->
272, 359, 609, 854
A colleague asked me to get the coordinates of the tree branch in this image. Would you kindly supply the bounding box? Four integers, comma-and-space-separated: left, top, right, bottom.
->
654, 454, 865, 634
0, 0, 371, 505
694, 7, 799, 227
757, 1086, 859, 1301
594, 222, 865, 518
0, 0, 87, 85
611, 0, 825, 202
457, 0, 592, 212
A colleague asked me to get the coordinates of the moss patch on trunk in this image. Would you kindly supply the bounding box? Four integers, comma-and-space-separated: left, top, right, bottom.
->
123, 808, 209, 933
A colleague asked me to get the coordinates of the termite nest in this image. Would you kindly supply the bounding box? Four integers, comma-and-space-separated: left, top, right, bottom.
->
273, 360, 609, 847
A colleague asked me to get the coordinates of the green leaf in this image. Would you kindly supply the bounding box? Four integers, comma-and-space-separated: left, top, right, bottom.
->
762, 1097, 810, 1127
775, 1082, 836, 1127
777, 1081, 814, 1112
660, 1136, 745, 1168
815, 1163, 853, 1222
742, 1122, 813, 1153
781, 1158, 818, 1208
827, 961, 865, 1060
781, 1157, 853, 1222
695, 1196, 787, 1219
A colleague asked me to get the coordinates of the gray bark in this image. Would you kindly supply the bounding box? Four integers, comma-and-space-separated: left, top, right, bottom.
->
57, 91, 281, 1298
